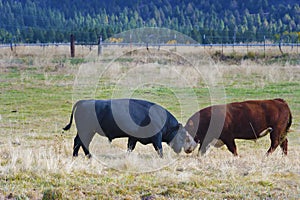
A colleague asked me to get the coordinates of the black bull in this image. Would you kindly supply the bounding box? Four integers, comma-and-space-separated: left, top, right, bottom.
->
63, 99, 196, 158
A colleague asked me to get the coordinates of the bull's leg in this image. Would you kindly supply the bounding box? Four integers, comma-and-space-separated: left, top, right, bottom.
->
152, 142, 163, 158
198, 144, 207, 156
157, 149, 163, 158
267, 130, 281, 155
73, 134, 81, 157
223, 139, 238, 156
73, 133, 91, 158
280, 138, 288, 155
81, 143, 91, 158
198, 137, 214, 156
127, 137, 137, 152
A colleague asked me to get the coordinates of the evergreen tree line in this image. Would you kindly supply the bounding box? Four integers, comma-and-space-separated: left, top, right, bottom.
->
0, 0, 300, 44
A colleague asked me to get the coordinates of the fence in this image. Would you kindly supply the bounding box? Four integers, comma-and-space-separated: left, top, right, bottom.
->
1, 41, 299, 57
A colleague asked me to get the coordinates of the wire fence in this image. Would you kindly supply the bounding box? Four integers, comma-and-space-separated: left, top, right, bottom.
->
1, 41, 299, 56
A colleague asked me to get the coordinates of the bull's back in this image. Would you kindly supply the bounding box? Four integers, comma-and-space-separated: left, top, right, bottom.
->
95, 98, 162, 127
94, 99, 177, 140
241, 99, 291, 125
187, 99, 291, 141
227, 99, 291, 139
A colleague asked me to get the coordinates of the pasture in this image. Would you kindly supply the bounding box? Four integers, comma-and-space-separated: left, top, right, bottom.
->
0, 45, 300, 199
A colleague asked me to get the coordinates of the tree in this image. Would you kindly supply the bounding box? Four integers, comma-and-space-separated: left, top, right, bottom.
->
0, 0, 300, 43
25, 28, 34, 43
190, 28, 202, 43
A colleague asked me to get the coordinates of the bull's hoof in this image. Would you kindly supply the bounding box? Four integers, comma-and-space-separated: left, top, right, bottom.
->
158, 150, 163, 158
198, 150, 206, 156
86, 154, 92, 159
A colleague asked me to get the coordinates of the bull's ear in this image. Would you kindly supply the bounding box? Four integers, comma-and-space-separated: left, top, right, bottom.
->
178, 123, 183, 128
188, 120, 194, 127
185, 134, 191, 142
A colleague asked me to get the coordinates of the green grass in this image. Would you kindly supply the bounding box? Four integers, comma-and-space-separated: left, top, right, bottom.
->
0, 48, 299, 199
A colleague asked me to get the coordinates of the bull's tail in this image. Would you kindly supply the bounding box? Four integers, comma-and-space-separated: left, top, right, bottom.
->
63, 111, 73, 131
275, 98, 292, 133
286, 110, 292, 133
63, 101, 80, 131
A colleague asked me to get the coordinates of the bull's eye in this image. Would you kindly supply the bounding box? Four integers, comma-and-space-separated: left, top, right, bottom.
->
186, 136, 190, 142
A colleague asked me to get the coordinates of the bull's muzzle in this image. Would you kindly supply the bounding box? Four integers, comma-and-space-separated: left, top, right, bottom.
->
184, 133, 197, 154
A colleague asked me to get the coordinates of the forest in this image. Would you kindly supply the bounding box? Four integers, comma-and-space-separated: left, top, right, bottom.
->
0, 0, 300, 44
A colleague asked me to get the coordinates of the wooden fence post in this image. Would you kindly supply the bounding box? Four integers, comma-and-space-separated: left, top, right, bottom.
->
10, 41, 13, 51
70, 34, 75, 57
263, 35, 266, 58
278, 35, 283, 55
98, 35, 102, 56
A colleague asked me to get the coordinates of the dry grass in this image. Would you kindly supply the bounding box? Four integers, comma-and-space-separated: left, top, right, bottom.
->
0, 45, 299, 199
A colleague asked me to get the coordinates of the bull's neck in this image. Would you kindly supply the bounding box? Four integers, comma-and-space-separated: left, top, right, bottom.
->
165, 126, 178, 143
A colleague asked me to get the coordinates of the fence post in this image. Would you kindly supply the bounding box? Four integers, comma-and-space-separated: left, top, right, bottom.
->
247, 42, 249, 54
233, 28, 236, 52
278, 35, 283, 55
264, 35, 266, 58
174, 33, 177, 52
70, 34, 75, 58
98, 35, 102, 56
221, 41, 224, 54
10, 41, 13, 52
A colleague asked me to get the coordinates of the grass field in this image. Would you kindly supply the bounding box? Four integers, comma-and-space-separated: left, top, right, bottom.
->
0, 45, 299, 199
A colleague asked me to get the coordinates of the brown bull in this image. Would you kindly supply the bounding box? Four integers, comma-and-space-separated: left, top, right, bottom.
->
184, 99, 292, 156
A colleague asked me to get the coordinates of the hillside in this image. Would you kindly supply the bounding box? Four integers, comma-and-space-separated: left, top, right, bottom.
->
0, 0, 299, 43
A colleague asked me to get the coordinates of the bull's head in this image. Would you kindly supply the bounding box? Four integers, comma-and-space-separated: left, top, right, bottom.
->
183, 133, 198, 154
183, 119, 198, 154
169, 124, 197, 154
